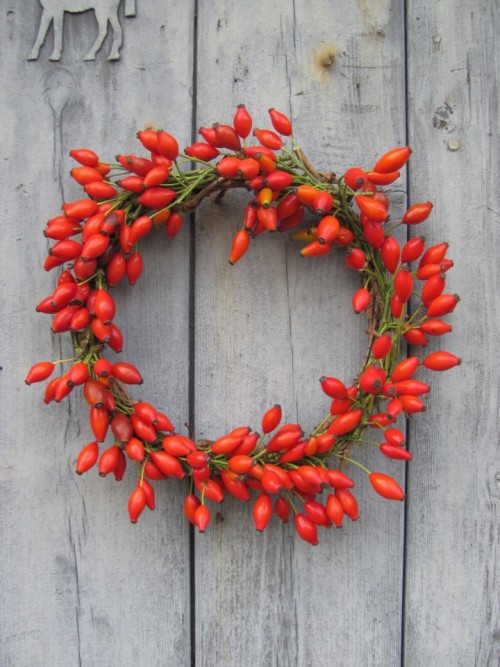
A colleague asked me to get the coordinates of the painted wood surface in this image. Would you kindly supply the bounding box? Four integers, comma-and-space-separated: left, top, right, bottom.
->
0, 2, 194, 666
0, 1, 497, 666
194, 2, 407, 666
405, 2, 500, 665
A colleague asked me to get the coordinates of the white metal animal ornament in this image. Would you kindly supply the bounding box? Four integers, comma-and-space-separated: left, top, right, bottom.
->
27, 0, 136, 62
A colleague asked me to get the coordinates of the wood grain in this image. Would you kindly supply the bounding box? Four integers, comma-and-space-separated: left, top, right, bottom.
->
193, 2, 407, 666
1, 1, 498, 665
404, 2, 500, 665
0, 3, 194, 665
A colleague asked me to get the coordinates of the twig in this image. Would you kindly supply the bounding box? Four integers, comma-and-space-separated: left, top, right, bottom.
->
355, 281, 383, 381
180, 179, 248, 212
294, 147, 335, 183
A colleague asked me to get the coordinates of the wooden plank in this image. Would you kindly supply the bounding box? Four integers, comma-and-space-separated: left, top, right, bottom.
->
193, 2, 407, 665
404, 2, 500, 665
0, 3, 194, 665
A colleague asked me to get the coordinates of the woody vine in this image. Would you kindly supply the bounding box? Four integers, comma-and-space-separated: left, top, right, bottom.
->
26, 106, 460, 545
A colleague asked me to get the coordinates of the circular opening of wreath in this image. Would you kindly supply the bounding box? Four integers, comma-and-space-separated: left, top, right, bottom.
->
26, 105, 460, 545
194, 204, 365, 432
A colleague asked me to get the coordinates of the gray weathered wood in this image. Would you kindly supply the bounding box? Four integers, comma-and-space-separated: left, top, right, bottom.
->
404, 2, 500, 665
194, 2, 407, 666
1, 1, 498, 665
0, 2, 194, 665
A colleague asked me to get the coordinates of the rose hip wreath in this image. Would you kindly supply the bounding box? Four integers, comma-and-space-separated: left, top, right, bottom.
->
26, 106, 460, 545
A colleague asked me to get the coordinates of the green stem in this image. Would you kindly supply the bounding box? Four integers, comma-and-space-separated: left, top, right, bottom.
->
331, 453, 371, 475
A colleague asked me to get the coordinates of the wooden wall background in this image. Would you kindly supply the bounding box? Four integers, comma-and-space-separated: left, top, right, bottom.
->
0, 1, 498, 665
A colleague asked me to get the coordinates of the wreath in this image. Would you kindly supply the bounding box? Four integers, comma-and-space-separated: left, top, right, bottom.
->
26, 105, 460, 545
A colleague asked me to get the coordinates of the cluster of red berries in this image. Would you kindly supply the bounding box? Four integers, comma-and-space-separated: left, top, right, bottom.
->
26, 106, 460, 545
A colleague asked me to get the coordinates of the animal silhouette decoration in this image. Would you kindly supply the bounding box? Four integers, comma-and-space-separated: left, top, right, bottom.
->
28, 0, 136, 62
